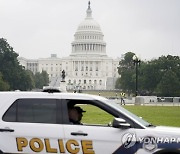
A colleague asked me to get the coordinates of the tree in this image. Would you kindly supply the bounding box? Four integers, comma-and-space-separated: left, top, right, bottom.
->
115, 78, 121, 89
34, 71, 49, 89
156, 70, 180, 97
117, 52, 136, 94
140, 55, 180, 96
116, 52, 180, 96
139, 61, 162, 94
17, 70, 35, 91
41, 71, 49, 86
0, 38, 20, 89
0, 72, 10, 91
118, 52, 135, 74
0, 38, 35, 90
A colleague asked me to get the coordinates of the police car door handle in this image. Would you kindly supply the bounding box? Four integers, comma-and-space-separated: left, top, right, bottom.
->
0, 128, 14, 132
71, 132, 88, 136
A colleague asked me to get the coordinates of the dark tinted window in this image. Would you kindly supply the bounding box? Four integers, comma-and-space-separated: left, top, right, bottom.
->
3, 102, 17, 122
3, 99, 57, 124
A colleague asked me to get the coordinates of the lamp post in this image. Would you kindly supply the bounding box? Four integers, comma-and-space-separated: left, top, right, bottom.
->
132, 55, 141, 96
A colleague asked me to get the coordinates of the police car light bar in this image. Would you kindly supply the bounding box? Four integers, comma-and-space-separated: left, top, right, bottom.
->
42, 86, 61, 93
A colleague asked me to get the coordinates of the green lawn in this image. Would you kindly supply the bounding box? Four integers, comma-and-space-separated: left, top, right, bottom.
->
80, 105, 180, 127
81, 105, 113, 125
124, 106, 180, 127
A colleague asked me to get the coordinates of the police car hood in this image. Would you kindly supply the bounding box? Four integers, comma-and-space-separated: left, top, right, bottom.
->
147, 126, 180, 135
135, 126, 180, 142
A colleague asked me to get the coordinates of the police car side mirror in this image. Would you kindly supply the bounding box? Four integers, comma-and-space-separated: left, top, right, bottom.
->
112, 118, 131, 129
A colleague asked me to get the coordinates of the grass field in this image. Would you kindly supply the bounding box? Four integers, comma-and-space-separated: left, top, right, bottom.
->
81, 105, 180, 127
81, 105, 113, 124
124, 106, 180, 127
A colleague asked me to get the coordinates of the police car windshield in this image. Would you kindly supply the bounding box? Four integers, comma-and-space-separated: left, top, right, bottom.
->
105, 100, 151, 127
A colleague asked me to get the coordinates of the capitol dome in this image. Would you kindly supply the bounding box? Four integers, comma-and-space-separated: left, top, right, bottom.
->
70, 1, 107, 57
77, 19, 101, 32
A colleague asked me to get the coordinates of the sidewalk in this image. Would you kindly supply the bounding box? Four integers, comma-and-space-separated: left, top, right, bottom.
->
110, 98, 180, 106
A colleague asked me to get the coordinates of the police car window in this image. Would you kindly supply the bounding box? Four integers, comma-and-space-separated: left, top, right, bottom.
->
67, 100, 114, 126
81, 104, 113, 126
3, 99, 57, 124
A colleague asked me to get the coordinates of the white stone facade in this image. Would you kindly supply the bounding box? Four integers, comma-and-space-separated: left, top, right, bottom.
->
18, 2, 120, 90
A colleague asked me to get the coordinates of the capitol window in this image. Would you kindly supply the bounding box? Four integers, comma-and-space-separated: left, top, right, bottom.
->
94, 80, 97, 85
81, 66, 84, 71
96, 66, 98, 71
99, 80, 102, 85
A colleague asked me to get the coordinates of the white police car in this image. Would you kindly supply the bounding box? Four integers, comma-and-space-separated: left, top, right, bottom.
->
0, 91, 180, 154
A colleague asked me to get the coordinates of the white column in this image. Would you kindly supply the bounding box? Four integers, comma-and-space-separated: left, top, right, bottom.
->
78, 61, 80, 74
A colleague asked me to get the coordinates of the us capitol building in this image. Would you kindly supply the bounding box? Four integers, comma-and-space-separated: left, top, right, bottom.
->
18, 2, 120, 90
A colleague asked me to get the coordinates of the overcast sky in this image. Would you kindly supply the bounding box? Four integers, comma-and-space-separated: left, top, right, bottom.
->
0, 0, 180, 60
